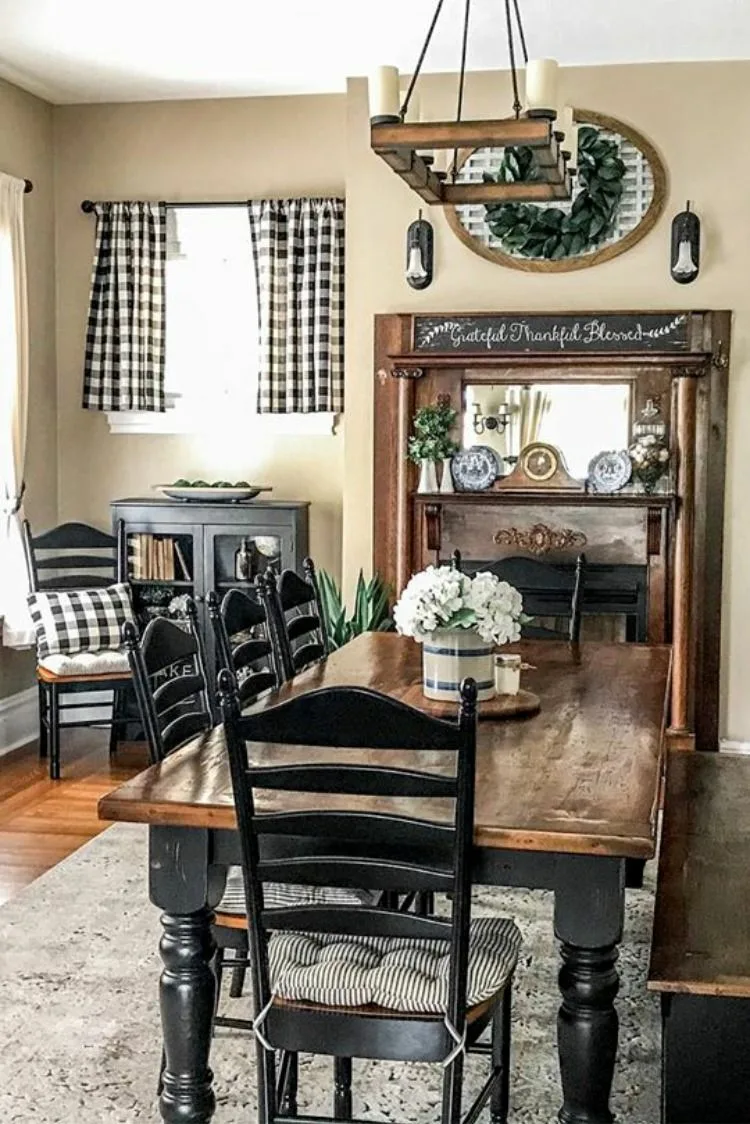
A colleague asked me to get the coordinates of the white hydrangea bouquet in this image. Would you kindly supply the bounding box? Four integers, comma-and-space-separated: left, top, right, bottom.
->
394, 565, 526, 701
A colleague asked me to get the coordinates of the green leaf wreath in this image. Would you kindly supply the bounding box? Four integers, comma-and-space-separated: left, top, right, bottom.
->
482, 126, 627, 260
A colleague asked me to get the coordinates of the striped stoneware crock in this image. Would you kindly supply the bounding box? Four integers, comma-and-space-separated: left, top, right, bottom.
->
421, 628, 495, 702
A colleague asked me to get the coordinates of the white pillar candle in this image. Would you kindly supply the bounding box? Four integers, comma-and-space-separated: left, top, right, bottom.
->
525, 58, 559, 115
369, 66, 401, 121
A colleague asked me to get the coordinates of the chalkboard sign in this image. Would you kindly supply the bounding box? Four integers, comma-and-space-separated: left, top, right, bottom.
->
413, 313, 690, 354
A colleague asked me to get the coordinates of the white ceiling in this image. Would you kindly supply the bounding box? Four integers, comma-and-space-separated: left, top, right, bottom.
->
0, 0, 748, 105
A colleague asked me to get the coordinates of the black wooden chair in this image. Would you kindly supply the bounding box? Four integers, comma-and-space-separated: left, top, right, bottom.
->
262, 557, 329, 682
206, 586, 279, 709
450, 549, 586, 643
122, 601, 252, 1032
219, 673, 521, 1124
22, 519, 133, 779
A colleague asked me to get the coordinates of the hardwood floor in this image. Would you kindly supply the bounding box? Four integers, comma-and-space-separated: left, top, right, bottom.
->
0, 733, 148, 905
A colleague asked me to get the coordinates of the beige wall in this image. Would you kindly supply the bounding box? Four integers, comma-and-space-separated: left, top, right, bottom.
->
344, 62, 750, 740
0, 78, 56, 699
53, 94, 346, 577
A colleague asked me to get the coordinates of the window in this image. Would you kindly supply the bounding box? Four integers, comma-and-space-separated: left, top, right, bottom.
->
107, 206, 335, 435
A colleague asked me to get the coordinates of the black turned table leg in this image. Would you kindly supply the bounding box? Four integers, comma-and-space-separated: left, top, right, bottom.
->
554, 855, 625, 1124
159, 909, 217, 1124
150, 826, 227, 1124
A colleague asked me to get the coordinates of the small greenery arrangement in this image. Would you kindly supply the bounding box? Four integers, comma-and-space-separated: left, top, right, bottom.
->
317, 569, 394, 650
173, 479, 252, 488
482, 125, 627, 261
407, 403, 458, 464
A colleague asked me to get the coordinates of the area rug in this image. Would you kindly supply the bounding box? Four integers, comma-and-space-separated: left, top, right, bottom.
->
0, 824, 660, 1122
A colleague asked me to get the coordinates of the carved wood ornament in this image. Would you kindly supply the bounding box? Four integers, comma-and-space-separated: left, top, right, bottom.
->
493, 524, 587, 556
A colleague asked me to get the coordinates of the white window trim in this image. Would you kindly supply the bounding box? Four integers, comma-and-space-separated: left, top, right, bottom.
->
107, 394, 337, 436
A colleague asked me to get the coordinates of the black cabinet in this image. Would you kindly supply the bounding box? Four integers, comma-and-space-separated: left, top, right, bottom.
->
111, 497, 309, 670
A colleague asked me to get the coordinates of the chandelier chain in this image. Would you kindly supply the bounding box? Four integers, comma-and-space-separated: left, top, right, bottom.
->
504, 0, 522, 117
400, 0, 448, 119
511, 0, 529, 64
452, 0, 473, 178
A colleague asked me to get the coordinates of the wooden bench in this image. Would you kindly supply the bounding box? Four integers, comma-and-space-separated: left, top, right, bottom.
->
648, 750, 750, 1123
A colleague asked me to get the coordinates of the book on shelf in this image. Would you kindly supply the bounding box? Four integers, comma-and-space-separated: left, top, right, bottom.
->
128, 532, 186, 583
173, 540, 191, 581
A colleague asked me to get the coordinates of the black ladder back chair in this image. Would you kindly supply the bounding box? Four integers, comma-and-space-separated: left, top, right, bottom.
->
450, 549, 586, 643
207, 586, 279, 708
263, 556, 329, 682
22, 518, 132, 779
219, 673, 521, 1124
123, 600, 260, 1046
122, 599, 212, 763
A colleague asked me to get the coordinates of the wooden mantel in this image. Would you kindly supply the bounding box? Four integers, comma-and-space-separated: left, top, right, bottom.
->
373, 310, 731, 751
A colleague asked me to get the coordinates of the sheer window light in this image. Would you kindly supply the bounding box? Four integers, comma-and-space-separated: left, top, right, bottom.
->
107, 206, 335, 435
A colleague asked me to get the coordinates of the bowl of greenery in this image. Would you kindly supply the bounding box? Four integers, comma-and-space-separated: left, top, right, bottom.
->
154, 481, 273, 502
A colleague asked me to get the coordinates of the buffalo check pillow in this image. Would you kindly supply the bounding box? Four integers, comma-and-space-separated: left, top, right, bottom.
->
27, 583, 136, 659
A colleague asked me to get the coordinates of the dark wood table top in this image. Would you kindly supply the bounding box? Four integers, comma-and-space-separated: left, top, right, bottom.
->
648, 750, 750, 998
99, 634, 670, 859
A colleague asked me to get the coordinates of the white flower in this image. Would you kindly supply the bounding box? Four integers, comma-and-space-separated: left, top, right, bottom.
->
393, 565, 524, 647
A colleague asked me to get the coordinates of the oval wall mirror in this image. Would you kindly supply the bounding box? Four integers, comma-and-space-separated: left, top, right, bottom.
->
445, 109, 667, 272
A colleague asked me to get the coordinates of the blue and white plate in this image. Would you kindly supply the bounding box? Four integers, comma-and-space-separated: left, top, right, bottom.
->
451, 446, 500, 491
587, 450, 632, 493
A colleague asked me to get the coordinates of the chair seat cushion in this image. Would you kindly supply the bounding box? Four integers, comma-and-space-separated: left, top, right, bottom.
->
218, 867, 377, 915
38, 650, 131, 678
268, 917, 521, 1013
27, 583, 135, 659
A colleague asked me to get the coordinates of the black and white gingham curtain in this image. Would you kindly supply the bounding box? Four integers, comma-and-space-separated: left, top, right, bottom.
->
82, 201, 167, 412
247, 198, 344, 414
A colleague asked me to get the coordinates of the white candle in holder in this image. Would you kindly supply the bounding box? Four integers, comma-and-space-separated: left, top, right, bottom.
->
525, 59, 559, 116
495, 653, 521, 696
369, 66, 401, 122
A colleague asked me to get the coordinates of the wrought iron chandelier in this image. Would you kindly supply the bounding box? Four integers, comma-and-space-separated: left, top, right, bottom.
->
368, 0, 574, 206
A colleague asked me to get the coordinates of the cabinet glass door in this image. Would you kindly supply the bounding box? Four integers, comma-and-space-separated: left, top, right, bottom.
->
123, 523, 199, 627
205, 525, 294, 596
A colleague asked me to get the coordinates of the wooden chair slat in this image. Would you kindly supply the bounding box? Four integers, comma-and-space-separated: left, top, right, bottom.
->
29, 521, 117, 551
287, 613, 321, 642
261, 905, 452, 941
253, 810, 454, 849
35, 553, 116, 570
257, 858, 454, 893
36, 574, 114, 591
233, 637, 274, 668
153, 673, 206, 715
161, 710, 212, 756
248, 763, 456, 798
241, 686, 466, 751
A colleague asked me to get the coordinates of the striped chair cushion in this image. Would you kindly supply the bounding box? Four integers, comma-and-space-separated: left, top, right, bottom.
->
27, 583, 135, 659
218, 867, 377, 915
267, 917, 521, 1013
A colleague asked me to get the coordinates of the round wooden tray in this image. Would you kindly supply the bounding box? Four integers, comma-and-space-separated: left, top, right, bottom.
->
413, 688, 541, 721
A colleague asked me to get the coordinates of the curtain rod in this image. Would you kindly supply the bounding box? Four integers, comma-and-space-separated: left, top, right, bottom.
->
24, 180, 32, 193
80, 196, 343, 213
80, 199, 248, 213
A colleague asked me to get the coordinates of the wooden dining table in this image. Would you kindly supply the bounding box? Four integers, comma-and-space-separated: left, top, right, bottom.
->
99, 633, 670, 1124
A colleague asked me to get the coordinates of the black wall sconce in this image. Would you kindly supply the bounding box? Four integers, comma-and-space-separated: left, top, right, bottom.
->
670, 201, 700, 284
405, 210, 433, 290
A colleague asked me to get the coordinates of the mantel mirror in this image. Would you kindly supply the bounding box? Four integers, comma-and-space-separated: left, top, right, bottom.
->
445, 110, 667, 273
463, 382, 632, 480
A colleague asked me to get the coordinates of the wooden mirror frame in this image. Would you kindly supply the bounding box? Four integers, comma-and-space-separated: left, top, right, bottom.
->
373, 310, 731, 752
445, 109, 668, 273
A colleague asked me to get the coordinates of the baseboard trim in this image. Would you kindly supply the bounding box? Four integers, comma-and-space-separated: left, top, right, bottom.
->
720, 739, 750, 754
0, 686, 38, 756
